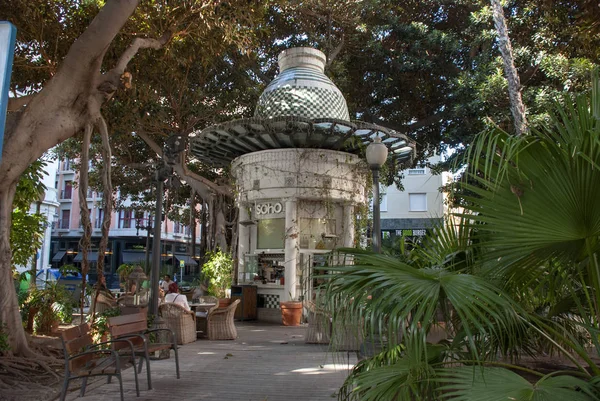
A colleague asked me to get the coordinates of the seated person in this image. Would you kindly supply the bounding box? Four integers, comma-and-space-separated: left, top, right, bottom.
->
164, 282, 191, 311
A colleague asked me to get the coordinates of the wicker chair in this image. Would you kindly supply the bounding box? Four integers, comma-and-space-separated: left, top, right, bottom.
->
331, 319, 363, 351
194, 296, 220, 335
305, 301, 331, 344
159, 303, 196, 345
89, 292, 117, 315
206, 299, 240, 340
117, 295, 135, 307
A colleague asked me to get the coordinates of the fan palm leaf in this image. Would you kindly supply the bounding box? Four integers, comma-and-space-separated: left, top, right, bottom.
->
438, 367, 598, 401
322, 249, 524, 362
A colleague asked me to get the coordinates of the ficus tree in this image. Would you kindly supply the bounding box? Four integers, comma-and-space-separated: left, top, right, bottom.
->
2, 0, 265, 356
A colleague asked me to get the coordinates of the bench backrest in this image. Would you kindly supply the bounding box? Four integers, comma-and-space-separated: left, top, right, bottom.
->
61, 323, 94, 371
108, 312, 147, 349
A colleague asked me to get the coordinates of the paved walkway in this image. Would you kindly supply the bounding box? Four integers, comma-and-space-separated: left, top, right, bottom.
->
65, 322, 357, 401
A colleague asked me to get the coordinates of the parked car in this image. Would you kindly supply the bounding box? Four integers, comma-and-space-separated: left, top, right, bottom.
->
36, 268, 83, 304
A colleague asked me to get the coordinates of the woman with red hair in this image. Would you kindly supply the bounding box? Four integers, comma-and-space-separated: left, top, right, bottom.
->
164, 282, 191, 311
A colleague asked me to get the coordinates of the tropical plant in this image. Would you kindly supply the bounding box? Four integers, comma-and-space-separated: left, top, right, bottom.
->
11, 160, 47, 269
116, 263, 136, 283
323, 76, 600, 400
201, 250, 233, 299
22, 282, 74, 334
88, 307, 121, 344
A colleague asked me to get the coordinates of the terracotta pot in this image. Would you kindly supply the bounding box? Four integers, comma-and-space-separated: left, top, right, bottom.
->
219, 298, 231, 307
280, 301, 303, 326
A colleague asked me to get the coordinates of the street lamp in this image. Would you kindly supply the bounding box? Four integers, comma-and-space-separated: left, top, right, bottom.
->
148, 135, 185, 320
366, 136, 388, 253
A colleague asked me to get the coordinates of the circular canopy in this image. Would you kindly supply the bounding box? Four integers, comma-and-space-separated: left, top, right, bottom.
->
189, 116, 415, 168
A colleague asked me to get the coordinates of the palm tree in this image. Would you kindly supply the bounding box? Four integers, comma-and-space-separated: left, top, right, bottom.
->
490, 0, 528, 135
321, 76, 600, 400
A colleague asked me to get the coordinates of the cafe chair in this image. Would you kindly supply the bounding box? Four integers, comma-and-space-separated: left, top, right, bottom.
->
159, 303, 197, 345
305, 301, 331, 344
207, 299, 240, 340
195, 296, 220, 335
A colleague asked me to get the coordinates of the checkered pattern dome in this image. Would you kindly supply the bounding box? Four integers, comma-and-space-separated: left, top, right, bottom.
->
255, 66, 350, 121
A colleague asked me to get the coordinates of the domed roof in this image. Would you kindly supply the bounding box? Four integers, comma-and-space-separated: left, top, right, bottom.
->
254, 48, 350, 120
189, 47, 416, 169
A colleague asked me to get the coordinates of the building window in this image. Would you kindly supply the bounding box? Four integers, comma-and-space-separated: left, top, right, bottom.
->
380, 193, 388, 212
119, 209, 133, 228
60, 209, 70, 229
408, 168, 426, 175
409, 193, 427, 212
95, 209, 104, 229
61, 159, 71, 171
62, 181, 72, 199
173, 221, 181, 234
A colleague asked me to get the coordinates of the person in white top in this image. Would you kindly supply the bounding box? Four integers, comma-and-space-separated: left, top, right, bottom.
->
160, 274, 173, 293
164, 282, 191, 311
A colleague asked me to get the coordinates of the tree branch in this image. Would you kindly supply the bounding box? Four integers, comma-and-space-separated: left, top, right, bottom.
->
325, 35, 345, 67
61, 0, 139, 74
7, 95, 36, 112
113, 29, 174, 75
362, 110, 450, 134
135, 131, 230, 199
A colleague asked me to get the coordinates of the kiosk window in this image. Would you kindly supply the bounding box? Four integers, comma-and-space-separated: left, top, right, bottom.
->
257, 218, 285, 249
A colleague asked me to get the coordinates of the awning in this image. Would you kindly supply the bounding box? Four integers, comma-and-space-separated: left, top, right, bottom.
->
73, 251, 98, 263
167, 254, 198, 266
122, 251, 150, 264
52, 251, 66, 262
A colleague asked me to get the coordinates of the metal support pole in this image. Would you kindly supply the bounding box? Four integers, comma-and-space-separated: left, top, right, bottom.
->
149, 178, 163, 318
372, 168, 381, 254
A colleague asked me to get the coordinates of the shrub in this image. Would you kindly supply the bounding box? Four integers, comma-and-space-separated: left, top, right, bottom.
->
202, 250, 233, 298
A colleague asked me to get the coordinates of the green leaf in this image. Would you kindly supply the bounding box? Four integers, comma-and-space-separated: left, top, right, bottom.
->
438, 367, 598, 401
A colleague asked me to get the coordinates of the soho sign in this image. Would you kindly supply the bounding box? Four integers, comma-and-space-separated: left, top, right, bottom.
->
255, 202, 283, 215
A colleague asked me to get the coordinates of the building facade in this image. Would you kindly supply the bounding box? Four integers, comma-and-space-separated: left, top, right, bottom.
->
50, 158, 201, 287
380, 154, 450, 246
15, 159, 61, 276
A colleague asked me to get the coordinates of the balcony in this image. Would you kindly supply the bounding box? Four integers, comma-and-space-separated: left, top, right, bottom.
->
60, 190, 73, 200
55, 219, 70, 230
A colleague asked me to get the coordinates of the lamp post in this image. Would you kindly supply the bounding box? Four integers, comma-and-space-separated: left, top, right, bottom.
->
148, 135, 185, 319
366, 136, 388, 253
135, 215, 153, 274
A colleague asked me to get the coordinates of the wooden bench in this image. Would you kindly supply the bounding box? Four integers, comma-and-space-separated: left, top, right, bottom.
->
108, 311, 180, 390
60, 323, 140, 401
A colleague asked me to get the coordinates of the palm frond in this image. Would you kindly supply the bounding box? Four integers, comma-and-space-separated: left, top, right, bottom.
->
438, 367, 598, 401
322, 249, 524, 361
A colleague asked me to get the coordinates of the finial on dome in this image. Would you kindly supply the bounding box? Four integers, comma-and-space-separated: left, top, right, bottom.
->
278, 47, 326, 73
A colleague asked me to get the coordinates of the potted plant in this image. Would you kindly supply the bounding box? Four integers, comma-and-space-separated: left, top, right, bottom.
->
280, 293, 303, 326
202, 250, 233, 306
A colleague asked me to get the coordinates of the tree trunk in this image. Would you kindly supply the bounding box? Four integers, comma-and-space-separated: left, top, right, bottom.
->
29, 200, 42, 289
0, 0, 140, 355
0, 183, 35, 357
491, 0, 528, 135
